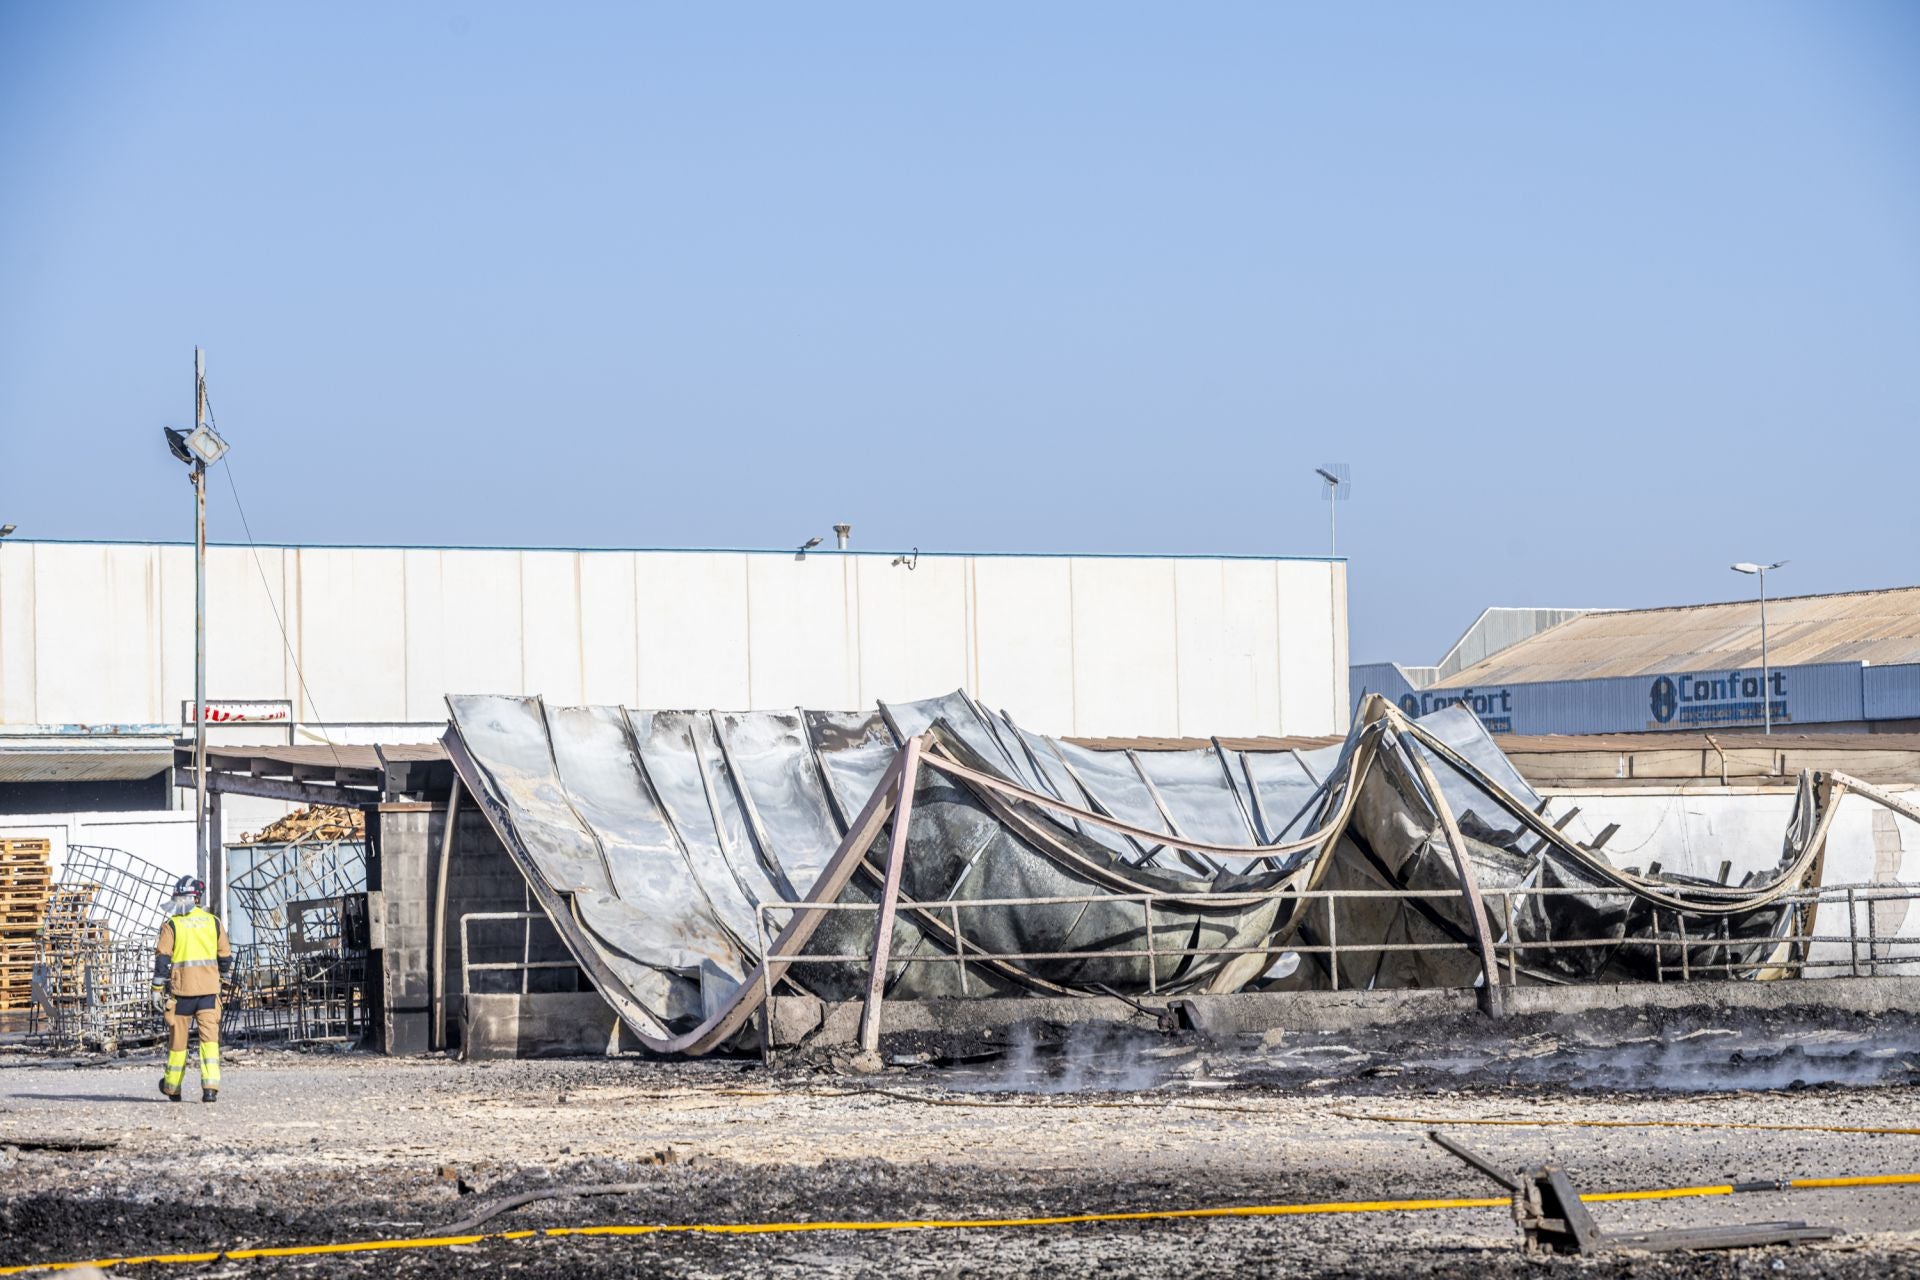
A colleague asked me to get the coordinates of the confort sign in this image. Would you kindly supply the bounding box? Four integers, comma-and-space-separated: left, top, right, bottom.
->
1648, 670, 1788, 729
1354, 658, 1920, 736
1397, 687, 1514, 734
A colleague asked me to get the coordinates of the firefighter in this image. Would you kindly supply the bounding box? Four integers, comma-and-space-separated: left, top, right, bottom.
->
152, 875, 232, 1103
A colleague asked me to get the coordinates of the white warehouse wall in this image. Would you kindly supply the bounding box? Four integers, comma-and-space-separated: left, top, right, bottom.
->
0, 541, 1349, 739
0, 811, 197, 883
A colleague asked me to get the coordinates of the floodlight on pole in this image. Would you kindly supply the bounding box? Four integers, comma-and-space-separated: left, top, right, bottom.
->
1730, 560, 1787, 734
184, 423, 229, 465
0, 524, 15, 538
1315, 464, 1351, 557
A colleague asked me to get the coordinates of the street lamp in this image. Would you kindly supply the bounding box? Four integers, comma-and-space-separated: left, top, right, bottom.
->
1731, 560, 1787, 734
1315, 465, 1351, 556
163, 348, 230, 889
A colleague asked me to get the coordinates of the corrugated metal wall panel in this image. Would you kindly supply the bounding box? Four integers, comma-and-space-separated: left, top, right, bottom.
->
1864, 664, 1920, 722
1354, 660, 1879, 736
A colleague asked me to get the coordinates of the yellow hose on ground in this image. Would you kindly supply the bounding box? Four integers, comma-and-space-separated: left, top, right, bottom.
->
1334, 1111, 1920, 1137
1, 1173, 1915, 1276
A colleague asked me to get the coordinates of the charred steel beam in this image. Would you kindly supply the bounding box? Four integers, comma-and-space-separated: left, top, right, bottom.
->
173, 767, 380, 808
1391, 718, 1505, 1018
857, 735, 922, 1066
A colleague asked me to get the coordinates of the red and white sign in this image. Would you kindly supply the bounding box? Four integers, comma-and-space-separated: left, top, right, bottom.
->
181, 699, 294, 725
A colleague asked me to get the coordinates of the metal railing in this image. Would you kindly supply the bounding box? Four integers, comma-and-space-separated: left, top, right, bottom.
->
458, 911, 581, 998
751, 880, 1920, 1059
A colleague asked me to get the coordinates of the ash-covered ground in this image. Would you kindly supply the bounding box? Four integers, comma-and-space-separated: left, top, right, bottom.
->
3, 1002, 1919, 1278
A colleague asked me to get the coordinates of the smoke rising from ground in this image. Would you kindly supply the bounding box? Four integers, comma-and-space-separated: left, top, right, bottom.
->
945, 1023, 1177, 1094
913, 1007, 1920, 1097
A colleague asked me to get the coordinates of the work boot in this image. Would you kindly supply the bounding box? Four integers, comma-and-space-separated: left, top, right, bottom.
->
159, 1079, 181, 1103
201, 1088, 218, 1104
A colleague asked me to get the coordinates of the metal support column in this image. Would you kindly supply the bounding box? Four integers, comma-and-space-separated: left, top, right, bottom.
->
857, 736, 921, 1065
1400, 725, 1505, 1017
430, 782, 461, 1052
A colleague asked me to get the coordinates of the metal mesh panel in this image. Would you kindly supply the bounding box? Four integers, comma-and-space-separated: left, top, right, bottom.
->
30, 845, 173, 1050
30, 841, 371, 1051
223, 838, 369, 1044
229, 839, 368, 940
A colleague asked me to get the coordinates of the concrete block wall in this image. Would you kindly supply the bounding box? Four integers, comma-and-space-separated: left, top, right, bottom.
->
371, 796, 581, 1055
368, 803, 437, 1056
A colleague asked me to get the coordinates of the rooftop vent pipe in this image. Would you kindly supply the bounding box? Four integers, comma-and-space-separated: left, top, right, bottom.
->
833, 523, 851, 550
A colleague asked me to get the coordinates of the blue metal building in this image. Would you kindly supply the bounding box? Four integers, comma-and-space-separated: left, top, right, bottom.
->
1354, 588, 1920, 736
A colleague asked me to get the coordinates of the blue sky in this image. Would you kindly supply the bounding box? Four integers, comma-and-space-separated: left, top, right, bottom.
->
2, 3, 1915, 664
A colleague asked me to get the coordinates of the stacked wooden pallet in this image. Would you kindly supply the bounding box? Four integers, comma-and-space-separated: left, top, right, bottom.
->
0, 837, 53, 1010
33, 884, 107, 1006
240, 804, 365, 845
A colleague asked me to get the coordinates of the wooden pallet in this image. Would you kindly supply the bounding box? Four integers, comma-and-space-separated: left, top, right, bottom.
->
0, 840, 58, 1013
0, 841, 52, 959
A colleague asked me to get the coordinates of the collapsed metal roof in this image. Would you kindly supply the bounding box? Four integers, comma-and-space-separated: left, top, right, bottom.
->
443, 691, 1919, 1057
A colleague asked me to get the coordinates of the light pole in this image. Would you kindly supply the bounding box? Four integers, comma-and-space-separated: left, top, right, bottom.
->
1731, 560, 1787, 734
164, 349, 230, 886
1315, 465, 1350, 557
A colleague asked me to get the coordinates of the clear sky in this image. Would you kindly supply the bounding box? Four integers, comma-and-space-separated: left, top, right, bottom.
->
2, 3, 1915, 665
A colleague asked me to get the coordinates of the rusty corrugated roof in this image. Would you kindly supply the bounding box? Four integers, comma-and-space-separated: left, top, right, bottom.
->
1435, 585, 1920, 687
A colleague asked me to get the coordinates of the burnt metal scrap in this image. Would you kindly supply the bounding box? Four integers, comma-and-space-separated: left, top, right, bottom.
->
31, 837, 369, 1052
225, 835, 370, 1044
1428, 1132, 1837, 1255
31, 844, 174, 1051
442, 690, 1920, 1057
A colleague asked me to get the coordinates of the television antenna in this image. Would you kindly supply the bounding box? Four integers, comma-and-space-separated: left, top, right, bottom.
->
1315, 464, 1351, 556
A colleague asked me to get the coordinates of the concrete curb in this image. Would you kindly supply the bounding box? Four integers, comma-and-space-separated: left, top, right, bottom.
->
772, 975, 1920, 1047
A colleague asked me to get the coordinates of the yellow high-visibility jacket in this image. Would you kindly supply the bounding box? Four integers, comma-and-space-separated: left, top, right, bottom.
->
155, 907, 232, 998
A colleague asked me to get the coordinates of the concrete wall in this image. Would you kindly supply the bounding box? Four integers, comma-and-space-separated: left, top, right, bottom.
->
368, 799, 576, 1055
367, 805, 436, 1055
0, 541, 1347, 739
